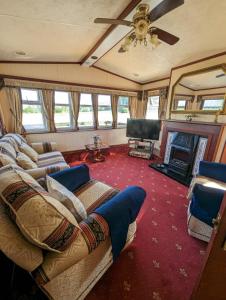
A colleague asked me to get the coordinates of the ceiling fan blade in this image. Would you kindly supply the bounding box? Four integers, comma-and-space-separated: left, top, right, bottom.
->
150, 27, 179, 45
216, 73, 226, 78
149, 0, 184, 22
94, 18, 132, 26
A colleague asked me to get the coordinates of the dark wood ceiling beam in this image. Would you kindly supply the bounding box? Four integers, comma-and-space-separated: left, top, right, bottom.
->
80, 0, 142, 65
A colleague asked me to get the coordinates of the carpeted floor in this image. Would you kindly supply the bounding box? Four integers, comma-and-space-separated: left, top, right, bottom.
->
70, 148, 206, 300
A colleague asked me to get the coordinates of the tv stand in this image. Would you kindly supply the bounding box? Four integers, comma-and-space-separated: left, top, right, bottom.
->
128, 138, 154, 159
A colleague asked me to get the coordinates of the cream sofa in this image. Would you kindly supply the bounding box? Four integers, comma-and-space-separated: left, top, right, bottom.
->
0, 133, 69, 179
0, 134, 139, 300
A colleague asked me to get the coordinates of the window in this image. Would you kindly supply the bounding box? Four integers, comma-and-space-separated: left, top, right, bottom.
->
202, 98, 225, 110
117, 96, 129, 126
176, 100, 187, 110
54, 91, 72, 129
78, 93, 94, 128
21, 88, 47, 131
98, 95, 112, 127
146, 96, 159, 119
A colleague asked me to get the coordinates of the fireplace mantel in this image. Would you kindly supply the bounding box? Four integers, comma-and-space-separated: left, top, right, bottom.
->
160, 120, 225, 161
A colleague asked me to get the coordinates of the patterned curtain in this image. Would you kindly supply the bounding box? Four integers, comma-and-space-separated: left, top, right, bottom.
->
42, 89, 56, 132
158, 87, 168, 120
111, 95, 118, 128
6, 87, 24, 133
71, 91, 80, 130
128, 96, 138, 119
137, 91, 148, 118
92, 94, 99, 129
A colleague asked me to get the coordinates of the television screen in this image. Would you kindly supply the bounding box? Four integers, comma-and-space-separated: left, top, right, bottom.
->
126, 119, 161, 140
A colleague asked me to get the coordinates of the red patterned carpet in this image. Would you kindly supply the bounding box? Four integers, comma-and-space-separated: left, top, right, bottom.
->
69, 149, 206, 300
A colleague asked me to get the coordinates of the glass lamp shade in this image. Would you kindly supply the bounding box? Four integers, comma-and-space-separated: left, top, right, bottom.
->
150, 34, 161, 47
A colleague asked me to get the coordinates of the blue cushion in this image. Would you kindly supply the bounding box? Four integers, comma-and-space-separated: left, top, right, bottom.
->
49, 164, 90, 192
190, 183, 224, 227
199, 161, 226, 183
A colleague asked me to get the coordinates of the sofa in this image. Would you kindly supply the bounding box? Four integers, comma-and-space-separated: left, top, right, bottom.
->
0, 135, 145, 300
187, 161, 226, 242
0, 133, 69, 180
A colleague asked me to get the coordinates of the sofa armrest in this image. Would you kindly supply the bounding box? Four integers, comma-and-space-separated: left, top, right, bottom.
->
30, 142, 57, 154
199, 161, 226, 183
49, 164, 90, 192
26, 165, 69, 180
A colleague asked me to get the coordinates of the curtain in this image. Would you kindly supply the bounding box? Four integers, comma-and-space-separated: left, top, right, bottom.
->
71, 91, 80, 130
129, 96, 138, 119
111, 95, 118, 128
137, 91, 148, 118
158, 87, 168, 120
92, 94, 99, 129
42, 89, 56, 132
6, 87, 23, 133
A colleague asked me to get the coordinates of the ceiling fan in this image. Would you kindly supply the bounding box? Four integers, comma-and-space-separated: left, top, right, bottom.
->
94, 0, 184, 53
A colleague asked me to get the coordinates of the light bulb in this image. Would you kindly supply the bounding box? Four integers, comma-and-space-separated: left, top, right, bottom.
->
150, 34, 161, 48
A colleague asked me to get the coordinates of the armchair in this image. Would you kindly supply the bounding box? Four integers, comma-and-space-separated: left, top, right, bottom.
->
187, 161, 226, 242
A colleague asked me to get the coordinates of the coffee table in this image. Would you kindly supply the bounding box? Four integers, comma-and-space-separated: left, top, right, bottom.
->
82, 143, 109, 162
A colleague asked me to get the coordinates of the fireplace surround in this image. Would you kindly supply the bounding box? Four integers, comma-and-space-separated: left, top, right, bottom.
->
150, 120, 225, 186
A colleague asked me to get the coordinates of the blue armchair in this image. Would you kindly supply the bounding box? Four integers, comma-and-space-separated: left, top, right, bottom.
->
187, 161, 226, 242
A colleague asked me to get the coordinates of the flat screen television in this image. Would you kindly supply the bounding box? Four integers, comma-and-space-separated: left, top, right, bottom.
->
126, 119, 161, 140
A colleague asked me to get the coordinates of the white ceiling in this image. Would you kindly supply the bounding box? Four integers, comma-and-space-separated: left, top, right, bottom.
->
180, 68, 226, 90
0, 0, 226, 83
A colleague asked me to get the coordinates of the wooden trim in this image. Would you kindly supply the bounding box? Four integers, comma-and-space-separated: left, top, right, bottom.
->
80, 0, 142, 64
0, 61, 81, 64
197, 92, 225, 97
0, 73, 140, 93
220, 141, 226, 163
172, 51, 226, 71
142, 76, 170, 85
179, 82, 196, 91
146, 85, 168, 92
92, 65, 140, 84
193, 85, 226, 92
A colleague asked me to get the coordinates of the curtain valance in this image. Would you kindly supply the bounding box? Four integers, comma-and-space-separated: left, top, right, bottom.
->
3, 78, 137, 97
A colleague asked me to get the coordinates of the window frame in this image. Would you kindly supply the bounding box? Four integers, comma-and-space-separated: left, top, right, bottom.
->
78, 93, 95, 129
117, 95, 130, 128
146, 95, 160, 120
20, 87, 47, 133
54, 90, 73, 130
200, 96, 225, 111
97, 94, 113, 128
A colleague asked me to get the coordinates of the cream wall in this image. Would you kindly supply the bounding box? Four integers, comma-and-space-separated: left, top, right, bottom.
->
0, 63, 140, 91
142, 78, 170, 91
26, 128, 128, 152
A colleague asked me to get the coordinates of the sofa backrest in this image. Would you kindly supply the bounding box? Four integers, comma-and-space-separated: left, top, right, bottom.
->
4, 133, 27, 147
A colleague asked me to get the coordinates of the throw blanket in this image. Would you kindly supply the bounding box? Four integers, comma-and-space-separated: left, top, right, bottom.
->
94, 186, 146, 260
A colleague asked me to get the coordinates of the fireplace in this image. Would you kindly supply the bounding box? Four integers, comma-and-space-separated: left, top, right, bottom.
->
168, 133, 199, 178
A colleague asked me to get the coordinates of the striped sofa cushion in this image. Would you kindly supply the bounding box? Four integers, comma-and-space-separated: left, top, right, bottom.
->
0, 164, 81, 253
37, 151, 67, 168
74, 180, 119, 214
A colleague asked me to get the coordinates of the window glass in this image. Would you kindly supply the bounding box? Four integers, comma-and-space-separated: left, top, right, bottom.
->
146, 96, 159, 119
21, 88, 47, 131
78, 93, 94, 128
98, 95, 112, 127
54, 91, 72, 128
176, 100, 186, 110
117, 96, 129, 126
202, 99, 224, 110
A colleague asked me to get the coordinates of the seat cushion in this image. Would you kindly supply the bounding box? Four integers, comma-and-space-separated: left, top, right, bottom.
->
74, 180, 119, 214
37, 151, 67, 168
0, 164, 81, 253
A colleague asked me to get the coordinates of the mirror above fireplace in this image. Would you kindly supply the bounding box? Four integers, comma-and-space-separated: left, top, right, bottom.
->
170, 64, 226, 117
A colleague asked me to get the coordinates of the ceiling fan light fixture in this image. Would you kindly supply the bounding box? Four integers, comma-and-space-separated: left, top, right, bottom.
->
150, 34, 161, 48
